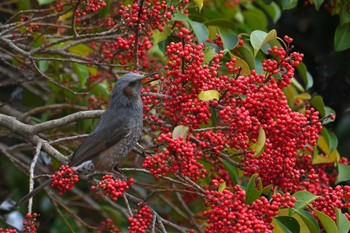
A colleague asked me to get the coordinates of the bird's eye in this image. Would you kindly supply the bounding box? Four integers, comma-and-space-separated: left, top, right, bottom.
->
129, 81, 137, 86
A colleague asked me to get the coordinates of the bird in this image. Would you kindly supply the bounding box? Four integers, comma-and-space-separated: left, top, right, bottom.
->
15, 72, 148, 207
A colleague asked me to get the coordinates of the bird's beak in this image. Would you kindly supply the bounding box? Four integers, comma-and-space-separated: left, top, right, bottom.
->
140, 72, 158, 85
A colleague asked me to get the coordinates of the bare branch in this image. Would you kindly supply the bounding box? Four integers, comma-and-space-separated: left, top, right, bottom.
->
28, 141, 42, 214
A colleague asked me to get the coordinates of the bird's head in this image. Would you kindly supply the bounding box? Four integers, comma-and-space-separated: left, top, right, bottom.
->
110, 72, 146, 108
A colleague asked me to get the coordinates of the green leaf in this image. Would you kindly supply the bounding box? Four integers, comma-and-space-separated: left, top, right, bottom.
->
38, 60, 49, 72
73, 63, 89, 88
321, 128, 338, 154
91, 83, 109, 99
334, 23, 350, 52
340, 6, 350, 25
244, 174, 263, 204
336, 163, 350, 184
314, 0, 324, 10
193, 0, 203, 11
296, 62, 314, 90
295, 209, 321, 233
280, 0, 298, 10
335, 207, 350, 233
152, 25, 171, 44
221, 160, 239, 185
251, 127, 266, 158
290, 191, 318, 216
188, 20, 209, 43
218, 27, 238, 50
310, 95, 326, 117
257, 1, 281, 23
203, 47, 216, 64
37, 0, 55, 5
218, 181, 226, 192
205, 19, 236, 29
172, 12, 189, 21
312, 208, 338, 233
236, 46, 255, 70
68, 44, 93, 56
172, 125, 189, 139
242, 8, 268, 31
198, 90, 219, 101
250, 29, 277, 57
273, 216, 300, 233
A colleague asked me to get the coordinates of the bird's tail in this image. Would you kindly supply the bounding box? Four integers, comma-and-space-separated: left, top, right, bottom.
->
14, 178, 51, 208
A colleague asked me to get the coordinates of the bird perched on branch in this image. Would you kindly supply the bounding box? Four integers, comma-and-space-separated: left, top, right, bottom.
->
16, 72, 151, 206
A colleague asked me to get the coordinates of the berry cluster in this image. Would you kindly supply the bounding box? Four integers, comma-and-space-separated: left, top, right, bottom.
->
203, 186, 295, 233
51, 165, 79, 195
22, 213, 40, 233
97, 219, 121, 233
118, 0, 174, 32
310, 185, 350, 221
91, 175, 134, 201
0, 229, 16, 233
142, 133, 207, 181
128, 203, 153, 233
75, 0, 107, 18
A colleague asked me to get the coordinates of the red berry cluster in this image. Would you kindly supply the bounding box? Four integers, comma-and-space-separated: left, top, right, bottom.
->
51, 165, 79, 195
118, 0, 174, 32
91, 175, 134, 201
128, 203, 153, 233
0, 229, 16, 233
75, 0, 107, 18
142, 133, 208, 181
22, 213, 39, 233
203, 186, 295, 233
264, 45, 304, 88
97, 219, 121, 233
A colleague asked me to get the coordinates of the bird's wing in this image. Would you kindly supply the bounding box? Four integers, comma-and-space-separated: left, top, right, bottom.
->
69, 115, 129, 166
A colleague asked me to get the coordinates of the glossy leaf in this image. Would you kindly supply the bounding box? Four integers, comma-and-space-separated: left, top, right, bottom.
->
290, 191, 318, 216
334, 23, 350, 51
295, 209, 321, 233
152, 26, 171, 44
221, 160, 239, 184
68, 44, 93, 56
242, 8, 268, 31
236, 46, 255, 70
310, 95, 326, 117
203, 47, 216, 64
193, 0, 203, 11
281, 0, 298, 10
172, 125, 189, 139
250, 29, 277, 56
38, 60, 49, 72
336, 163, 350, 184
335, 207, 350, 233
314, 0, 324, 10
273, 216, 300, 233
198, 90, 219, 101
188, 20, 208, 43
218, 181, 226, 192
296, 62, 314, 90
321, 128, 338, 154
312, 208, 338, 233
245, 174, 263, 204
251, 127, 266, 158
218, 27, 238, 50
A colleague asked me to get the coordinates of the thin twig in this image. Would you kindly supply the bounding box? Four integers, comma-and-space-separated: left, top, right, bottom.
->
28, 141, 42, 214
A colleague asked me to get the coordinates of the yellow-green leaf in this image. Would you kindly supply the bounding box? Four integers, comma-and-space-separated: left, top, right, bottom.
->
68, 44, 93, 56
312, 208, 338, 233
198, 90, 219, 101
218, 181, 226, 192
172, 125, 189, 139
193, 0, 203, 11
251, 127, 266, 158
